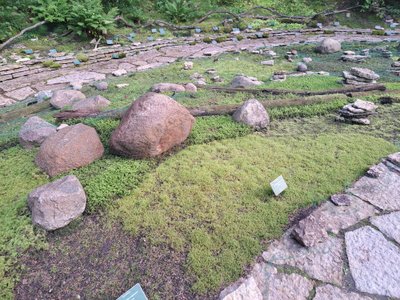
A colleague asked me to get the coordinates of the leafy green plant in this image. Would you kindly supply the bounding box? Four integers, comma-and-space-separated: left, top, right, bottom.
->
158, 0, 196, 22
33, 0, 118, 37
67, 0, 118, 37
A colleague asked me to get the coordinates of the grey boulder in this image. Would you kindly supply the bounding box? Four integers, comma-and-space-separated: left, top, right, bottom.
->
350, 67, 380, 81
297, 62, 308, 72
151, 83, 186, 93
231, 75, 262, 88
50, 90, 86, 109
94, 81, 108, 91
233, 99, 269, 129
19, 116, 57, 149
315, 38, 341, 54
28, 175, 86, 231
71, 95, 111, 111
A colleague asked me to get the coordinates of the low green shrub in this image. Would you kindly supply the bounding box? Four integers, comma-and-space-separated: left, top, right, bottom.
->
203, 37, 212, 43
76, 52, 89, 62
188, 116, 253, 145
372, 29, 385, 35
116, 133, 396, 294
42, 60, 61, 69
215, 36, 228, 43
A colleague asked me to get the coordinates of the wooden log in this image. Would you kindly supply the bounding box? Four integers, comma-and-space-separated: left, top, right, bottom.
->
199, 84, 387, 96
54, 94, 350, 121
0, 101, 51, 123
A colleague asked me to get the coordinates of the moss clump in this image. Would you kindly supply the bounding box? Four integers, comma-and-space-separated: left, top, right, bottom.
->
236, 35, 244, 41
215, 36, 228, 43
372, 30, 385, 35
42, 60, 61, 69
115, 133, 396, 294
189, 41, 197, 46
223, 25, 233, 33
262, 32, 270, 38
308, 20, 318, 28
235, 21, 247, 31
203, 37, 212, 43
76, 52, 89, 62
323, 30, 335, 34
312, 14, 328, 25
200, 24, 213, 33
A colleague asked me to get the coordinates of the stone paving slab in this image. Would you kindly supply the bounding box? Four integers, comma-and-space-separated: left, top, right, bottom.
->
370, 211, 400, 244
219, 276, 263, 300
47, 71, 106, 85
313, 195, 377, 234
347, 163, 400, 211
0, 95, 16, 107
5, 86, 36, 101
219, 263, 313, 300
314, 285, 373, 300
262, 232, 344, 285
345, 226, 400, 298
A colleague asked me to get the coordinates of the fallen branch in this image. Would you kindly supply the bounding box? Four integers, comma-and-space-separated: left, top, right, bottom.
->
315, 6, 360, 18
94, 36, 103, 50
0, 21, 47, 52
197, 10, 241, 23
145, 20, 196, 30
199, 84, 386, 97
240, 6, 308, 20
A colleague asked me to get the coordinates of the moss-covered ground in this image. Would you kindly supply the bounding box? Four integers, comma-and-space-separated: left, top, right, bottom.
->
1, 41, 400, 299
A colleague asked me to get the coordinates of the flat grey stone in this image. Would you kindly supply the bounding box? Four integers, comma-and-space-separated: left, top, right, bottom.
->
231, 75, 262, 88
220, 263, 313, 300
151, 83, 186, 93
112, 69, 127, 77
47, 71, 105, 85
352, 99, 378, 112
313, 196, 377, 234
5, 86, 35, 101
314, 285, 373, 300
261, 60, 274, 66
370, 211, 400, 244
350, 67, 380, 81
262, 231, 344, 285
0, 95, 16, 107
347, 163, 400, 211
219, 276, 262, 300
345, 226, 400, 298
262, 268, 313, 300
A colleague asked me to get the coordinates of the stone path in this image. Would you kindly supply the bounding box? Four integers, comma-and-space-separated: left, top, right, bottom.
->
220, 152, 400, 300
1, 28, 399, 107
